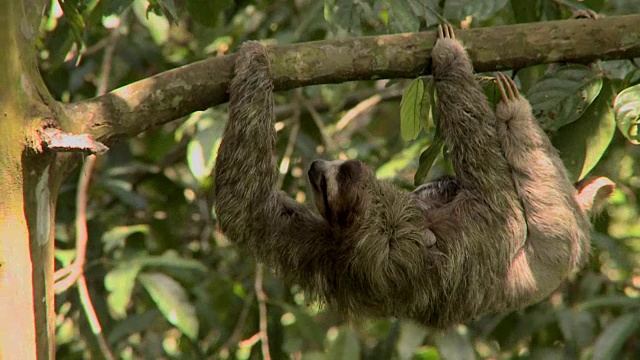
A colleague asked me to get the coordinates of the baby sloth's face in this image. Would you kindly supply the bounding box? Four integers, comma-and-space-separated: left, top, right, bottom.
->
308, 159, 371, 227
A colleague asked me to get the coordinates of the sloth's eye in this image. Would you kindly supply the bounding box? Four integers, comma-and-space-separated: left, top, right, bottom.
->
338, 160, 362, 183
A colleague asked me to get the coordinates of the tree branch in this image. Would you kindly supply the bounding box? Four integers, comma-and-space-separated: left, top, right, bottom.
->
66, 15, 640, 145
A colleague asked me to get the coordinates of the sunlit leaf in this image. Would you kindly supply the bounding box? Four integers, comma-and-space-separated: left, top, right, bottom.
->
443, 0, 509, 22
414, 346, 440, 359
187, 119, 225, 184
552, 80, 616, 181
386, 0, 420, 33
397, 320, 428, 360
376, 141, 423, 179
401, 78, 426, 141
528, 65, 603, 131
414, 138, 443, 186
436, 327, 475, 360
133, 0, 170, 44
613, 83, 640, 144
593, 313, 640, 360
105, 264, 143, 319
139, 272, 199, 340
102, 224, 150, 253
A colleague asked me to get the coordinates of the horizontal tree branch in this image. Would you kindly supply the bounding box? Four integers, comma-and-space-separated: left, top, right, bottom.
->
66, 14, 640, 145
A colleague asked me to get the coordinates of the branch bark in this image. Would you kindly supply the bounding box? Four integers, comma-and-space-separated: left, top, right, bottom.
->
66, 15, 640, 145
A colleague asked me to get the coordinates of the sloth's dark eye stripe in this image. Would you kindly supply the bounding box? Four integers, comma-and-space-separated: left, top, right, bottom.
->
320, 176, 331, 222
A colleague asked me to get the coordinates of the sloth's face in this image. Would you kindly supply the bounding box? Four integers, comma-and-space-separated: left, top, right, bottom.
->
308, 159, 370, 227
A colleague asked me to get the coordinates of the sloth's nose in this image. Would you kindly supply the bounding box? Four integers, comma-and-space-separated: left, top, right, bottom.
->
308, 160, 328, 183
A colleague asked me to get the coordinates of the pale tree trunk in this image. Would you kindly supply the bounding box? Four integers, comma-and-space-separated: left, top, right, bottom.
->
0, 0, 63, 358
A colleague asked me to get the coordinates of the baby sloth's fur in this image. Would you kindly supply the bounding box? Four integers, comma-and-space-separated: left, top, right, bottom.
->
214, 25, 592, 328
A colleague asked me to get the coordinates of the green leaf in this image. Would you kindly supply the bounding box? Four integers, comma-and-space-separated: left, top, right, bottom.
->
592, 313, 640, 360
407, 0, 440, 27
376, 141, 424, 179
514, 64, 548, 94
278, 303, 325, 346
100, 178, 147, 210
58, 0, 86, 44
510, 0, 539, 23
579, 295, 640, 310
557, 309, 596, 349
552, 80, 616, 181
108, 310, 161, 344
324, 0, 358, 34
401, 78, 426, 141
187, 119, 225, 184
613, 83, 640, 144
186, 0, 233, 28
528, 65, 603, 131
436, 327, 475, 360
482, 77, 500, 111
421, 78, 435, 132
133, 0, 170, 44
102, 224, 150, 253
139, 272, 199, 340
443, 0, 509, 22
387, 0, 420, 33
137, 251, 207, 272
105, 264, 142, 319
327, 326, 360, 360
396, 320, 428, 360
414, 138, 443, 186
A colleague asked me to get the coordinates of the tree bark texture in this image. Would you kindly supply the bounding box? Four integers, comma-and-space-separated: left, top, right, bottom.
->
0, 0, 60, 358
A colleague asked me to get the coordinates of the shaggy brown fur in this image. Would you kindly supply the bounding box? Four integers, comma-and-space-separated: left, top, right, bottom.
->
214, 25, 592, 328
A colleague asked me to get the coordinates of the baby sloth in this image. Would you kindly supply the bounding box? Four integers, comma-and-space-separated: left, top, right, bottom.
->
214, 24, 591, 328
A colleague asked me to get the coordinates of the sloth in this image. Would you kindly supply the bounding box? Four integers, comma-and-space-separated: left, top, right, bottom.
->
214, 25, 595, 328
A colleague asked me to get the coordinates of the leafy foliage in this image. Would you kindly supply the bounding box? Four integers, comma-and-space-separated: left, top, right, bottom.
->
42, 0, 640, 358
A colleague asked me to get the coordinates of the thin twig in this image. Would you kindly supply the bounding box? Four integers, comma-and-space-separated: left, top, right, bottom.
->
254, 264, 271, 360
334, 93, 382, 131
53, 155, 95, 292
302, 100, 338, 154
238, 332, 261, 348
275, 92, 302, 189
78, 274, 115, 360
276, 121, 301, 189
